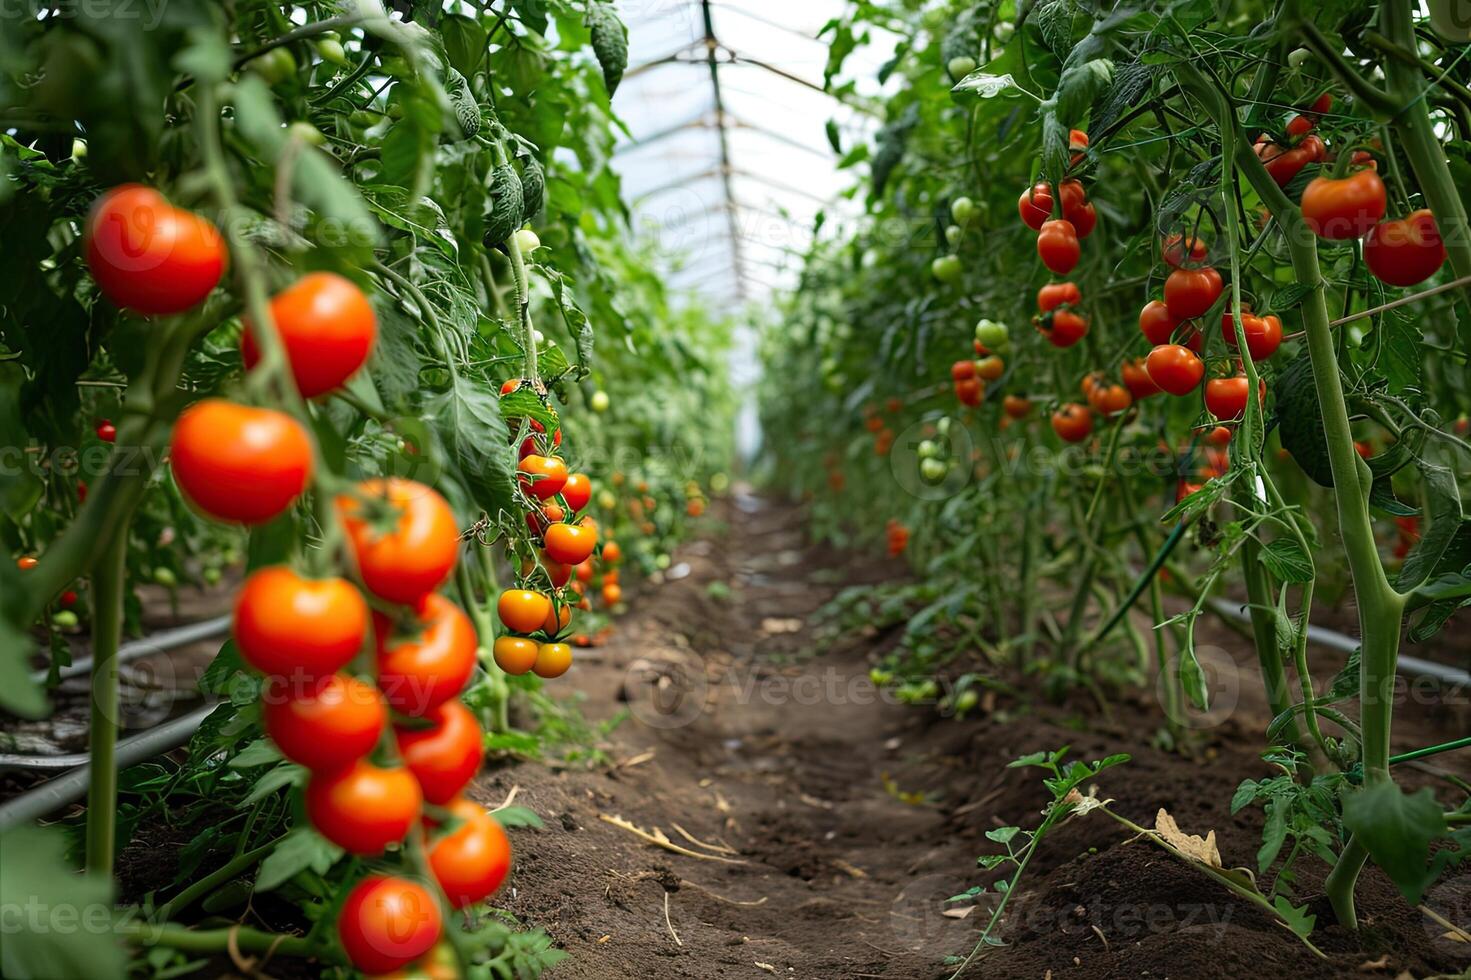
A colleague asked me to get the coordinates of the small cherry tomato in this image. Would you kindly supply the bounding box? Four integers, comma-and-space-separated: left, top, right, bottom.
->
517, 454, 568, 500
242, 272, 377, 398
428, 798, 512, 909
1364, 210, 1446, 286
395, 699, 484, 804
1050, 403, 1093, 443
953, 377, 984, 407
234, 566, 368, 679
338, 479, 460, 606
1145, 344, 1205, 396
376, 593, 478, 716
84, 185, 227, 316
1018, 181, 1054, 230
561, 473, 592, 513
1040, 309, 1088, 348
1121, 358, 1161, 400
1037, 282, 1081, 312
534, 642, 573, 678
16, 556, 38, 571
1163, 234, 1208, 268
1138, 300, 1179, 346
262, 673, 385, 772
305, 761, 421, 854
337, 876, 442, 975
497, 589, 552, 634
493, 636, 539, 675
1036, 220, 1080, 275
96, 420, 116, 443
1002, 395, 1032, 418
1163, 266, 1223, 320
1221, 309, 1284, 362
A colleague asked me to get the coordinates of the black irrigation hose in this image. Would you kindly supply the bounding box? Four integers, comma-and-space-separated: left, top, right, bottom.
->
33, 614, 232, 683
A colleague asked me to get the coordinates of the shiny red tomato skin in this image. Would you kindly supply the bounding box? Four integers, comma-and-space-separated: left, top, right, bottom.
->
338, 479, 460, 605
517, 454, 569, 500
1138, 300, 1178, 346
234, 566, 368, 679
1364, 210, 1446, 286
170, 400, 312, 524
1163, 266, 1223, 320
85, 185, 227, 316
1043, 309, 1088, 348
1018, 182, 1054, 230
1051, 403, 1093, 443
395, 699, 484, 804
305, 761, 421, 854
429, 798, 512, 908
337, 876, 442, 974
262, 673, 385, 772
242, 272, 377, 398
1221, 310, 1284, 362
1036, 220, 1080, 275
561, 473, 592, 513
1037, 282, 1081, 312
1145, 344, 1205, 396
1301, 168, 1387, 240
376, 593, 478, 717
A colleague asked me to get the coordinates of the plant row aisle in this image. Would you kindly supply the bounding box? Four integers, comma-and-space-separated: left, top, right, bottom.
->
760, 0, 1471, 974
1, 2, 733, 977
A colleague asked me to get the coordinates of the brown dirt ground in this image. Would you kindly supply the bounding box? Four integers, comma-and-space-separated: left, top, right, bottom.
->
469, 493, 1471, 980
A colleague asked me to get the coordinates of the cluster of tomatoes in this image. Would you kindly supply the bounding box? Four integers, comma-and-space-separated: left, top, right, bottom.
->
885, 519, 910, 557
492, 381, 612, 677
863, 399, 903, 455
86, 184, 510, 974
1019, 130, 1095, 278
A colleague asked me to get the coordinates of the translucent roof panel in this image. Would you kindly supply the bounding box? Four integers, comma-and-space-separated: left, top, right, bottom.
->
611, 0, 900, 308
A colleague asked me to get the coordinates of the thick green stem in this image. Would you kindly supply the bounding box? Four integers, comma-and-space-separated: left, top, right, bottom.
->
1237, 531, 1299, 738
84, 527, 129, 875
1176, 61, 1407, 929
122, 922, 331, 962
154, 839, 279, 922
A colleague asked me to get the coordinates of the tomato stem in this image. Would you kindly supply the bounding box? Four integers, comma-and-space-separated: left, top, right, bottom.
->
83, 526, 128, 876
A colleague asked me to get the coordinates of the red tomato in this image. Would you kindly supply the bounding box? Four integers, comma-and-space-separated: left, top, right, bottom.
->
337, 876, 442, 974
1256, 134, 1324, 187
1138, 300, 1178, 346
534, 642, 573, 678
1002, 395, 1032, 418
561, 473, 592, 513
1037, 281, 1081, 312
1301, 168, 1387, 240
16, 556, 38, 571
602, 541, 622, 564
234, 566, 368, 679
428, 798, 512, 909
1204, 376, 1264, 420
1221, 309, 1284, 362
492, 636, 539, 675
954, 377, 984, 407
242, 273, 377, 398
1163, 266, 1223, 320
950, 359, 977, 381
1041, 309, 1088, 348
376, 593, 477, 716
305, 761, 421, 854
1088, 383, 1133, 417
60, 590, 78, 606
96, 420, 116, 443
1365, 210, 1446, 286
601, 581, 624, 606
338, 478, 459, 606
1121, 358, 1161, 400
170, 400, 312, 524
517, 454, 568, 500
262, 673, 385, 772
1018, 181, 1054, 230
497, 589, 552, 634
1145, 345, 1205, 396
544, 522, 598, 565
1163, 234, 1208, 268
1051, 403, 1093, 443
395, 699, 484, 804
84, 185, 226, 316
1036, 220, 1081, 275
499, 379, 521, 395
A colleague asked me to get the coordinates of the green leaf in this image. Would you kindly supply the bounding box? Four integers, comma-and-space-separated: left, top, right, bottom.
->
985, 826, 1021, 844
952, 72, 1023, 98
1271, 896, 1317, 939
491, 805, 544, 829
0, 826, 124, 979
431, 374, 515, 516
483, 163, 524, 247
1342, 783, 1449, 905
440, 14, 487, 77
1259, 538, 1314, 584
1397, 459, 1465, 591
1274, 355, 1333, 487
255, 828, 344, 893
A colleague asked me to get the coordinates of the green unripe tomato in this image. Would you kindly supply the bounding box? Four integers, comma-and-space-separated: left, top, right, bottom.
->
931, 255, 963, 284
947, 55, 978, 81
247, 47, 297, 86
974, 319, 1009, 349
597, 489, 617, 511
1287, 46, 1314, 68
154, 567, 177, 587
710, 472, 730, 493
944, 224, 963, 248
52, 611, 79, 629
514, 228, 541, 253
590, 390, 610, 413
202, 567, 222, 586
954, 689, 979, 712
316, 35, 349, 67
917, 439, 940, 459
70, 138, 87, 160
920, 458, 948, 481
287, 121, 326, 146
950, 197, 978, 226
655, 554, 671, 570
936, 417, 951, 437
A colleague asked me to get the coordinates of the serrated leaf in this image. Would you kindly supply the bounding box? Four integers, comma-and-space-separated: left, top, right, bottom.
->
255, 828, 344, 892
1259, 538, 1314, 583
1341, 783, 1449, 905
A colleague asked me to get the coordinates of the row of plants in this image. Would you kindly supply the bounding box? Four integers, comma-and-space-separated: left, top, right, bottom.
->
760, 0, 1470, 953
1, 2, 732, 977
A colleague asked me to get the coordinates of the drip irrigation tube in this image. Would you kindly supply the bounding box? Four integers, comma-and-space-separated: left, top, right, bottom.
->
33, 614, 233, 684
0, 703, 217, 832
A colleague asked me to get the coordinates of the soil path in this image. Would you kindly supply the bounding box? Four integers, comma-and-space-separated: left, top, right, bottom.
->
483, 492, 1471, 980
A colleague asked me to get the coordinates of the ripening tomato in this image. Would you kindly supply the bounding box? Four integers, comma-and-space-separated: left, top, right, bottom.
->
1037, 281, 1081, 312
233, 566, 368, 679
499, 379, 522, 396
602, 541, 622, 564
542, 601, 572, 636
1051, 403, 1093, 443
497, 589, 552, 634
338, 479, 459, 606
1300, 168, 1387, 240
1163, 234, 1208, 268
1145, 344, 1205, 396
428, 798, 512, 908
242, 273, 377, 398
1365, 210, 1446, 286
1355, 440, 1373, 459
376, 594, 477, 716
1206, 425, 1233, 447
1121, 358, 1160, 400
262, 673, 385, 772
1018, 181, 1054, 230
1163, 266, 1223, 320
1221, 309, 1284, 362
954, 377, 984, 406
1088, 383, 1133, 416
517, 454, 568, 500
1204, 376, 1265, 421
601, 581, 623, 606
951, 359, 977, 381
538, 557, 572, 588
533, 642, 573, 679
84, 185, 227, 316
1002, 395, 1032, 419
493, 636, 539, 675
1041, 309, 1088, 348
1036, 220, 1081, 275
976, 355, 1005, 381
1138, 300, 1178, 346
561, 473, 592, 514
170, 400, 312, 524
305, 761, 421, 854
395, 699, 484, 804
337, 876, 442, 975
